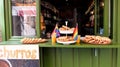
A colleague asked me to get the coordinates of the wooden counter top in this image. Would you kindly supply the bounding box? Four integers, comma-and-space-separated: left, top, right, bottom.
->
0, 40, 119, 48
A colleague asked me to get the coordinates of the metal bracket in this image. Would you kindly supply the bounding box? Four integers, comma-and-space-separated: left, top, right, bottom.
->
94, 48, 98, 56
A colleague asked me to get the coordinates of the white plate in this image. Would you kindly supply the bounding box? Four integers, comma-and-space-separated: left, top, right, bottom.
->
59, 30, 73, 34
56, 39, 76, 45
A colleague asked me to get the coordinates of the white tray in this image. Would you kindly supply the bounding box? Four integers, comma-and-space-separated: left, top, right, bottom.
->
59, 30, 73, 34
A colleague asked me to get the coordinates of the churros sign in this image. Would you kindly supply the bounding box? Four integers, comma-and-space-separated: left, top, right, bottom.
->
0, 45, 39, 59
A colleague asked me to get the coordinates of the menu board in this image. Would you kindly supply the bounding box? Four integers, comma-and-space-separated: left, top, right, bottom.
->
0, 45, 40, 67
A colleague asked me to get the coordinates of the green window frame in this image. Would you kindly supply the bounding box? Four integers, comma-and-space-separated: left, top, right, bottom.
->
94, 0, 110, 36
0, 0, 6, 41
3, 0, 41, 41
0, 0, 119, 44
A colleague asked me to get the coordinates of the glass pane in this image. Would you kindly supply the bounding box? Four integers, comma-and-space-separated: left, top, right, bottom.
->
11, 0, 36, 36
96, 0, 104, 35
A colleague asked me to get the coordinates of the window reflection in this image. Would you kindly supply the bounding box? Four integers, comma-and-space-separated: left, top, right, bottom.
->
96, 0, 104, 35
11, 0, 36, 36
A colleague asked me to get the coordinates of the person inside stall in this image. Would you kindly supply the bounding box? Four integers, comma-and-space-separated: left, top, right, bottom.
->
89, 13, 94, 34
84, 11, 94, 35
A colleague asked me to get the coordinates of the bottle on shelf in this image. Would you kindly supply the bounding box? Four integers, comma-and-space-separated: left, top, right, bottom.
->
51, 33, 56, 45
76, 35, 80, 45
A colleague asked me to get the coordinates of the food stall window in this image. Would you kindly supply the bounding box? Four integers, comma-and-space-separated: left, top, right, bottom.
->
5, 0, 112, 40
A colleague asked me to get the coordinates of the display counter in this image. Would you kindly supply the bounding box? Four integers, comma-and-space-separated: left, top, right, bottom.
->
0, 40, 119, 48
0, 40, 120, 67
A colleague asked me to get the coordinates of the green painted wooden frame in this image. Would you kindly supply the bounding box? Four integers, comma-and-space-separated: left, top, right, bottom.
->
113, 0, 118, 43
103, 0, 110, 37
94, 0, 110, 37
0, 0, 6, 41
2, 0, 119, 44
3, 0, 41, 41
117, 0, 120, 43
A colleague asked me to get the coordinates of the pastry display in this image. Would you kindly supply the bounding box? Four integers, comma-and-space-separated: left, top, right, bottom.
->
59, 25, 75, 31
59, 25, 75, 34
57, 36, 74, 42
56, 36, 76, 45
82, 35, 111, 45
21, 37, 48, 44
56, 22, 78, 45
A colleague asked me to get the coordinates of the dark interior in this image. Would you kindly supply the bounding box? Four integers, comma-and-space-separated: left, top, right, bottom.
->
41, 0, 95, 38
43, 0, 93, 19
